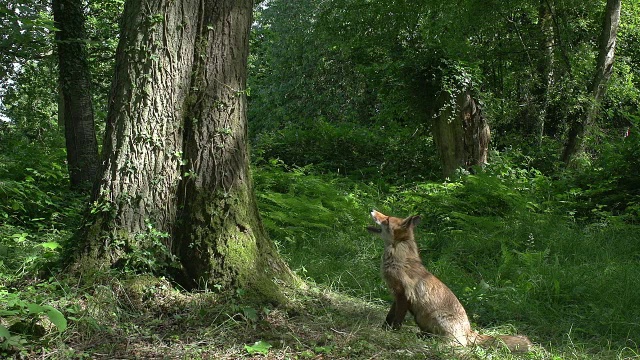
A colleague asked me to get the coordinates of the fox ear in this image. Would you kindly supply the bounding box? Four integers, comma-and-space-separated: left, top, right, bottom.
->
402, 215, 421, 229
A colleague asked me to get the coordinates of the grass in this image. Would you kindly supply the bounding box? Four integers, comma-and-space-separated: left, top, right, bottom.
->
253, 163, 640, 359
1, 162, 640, 359
1, 272, 634, 359
0, 273, 551, 359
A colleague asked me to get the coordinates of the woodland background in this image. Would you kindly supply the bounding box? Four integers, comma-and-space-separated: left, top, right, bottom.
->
1, 0, 639, 359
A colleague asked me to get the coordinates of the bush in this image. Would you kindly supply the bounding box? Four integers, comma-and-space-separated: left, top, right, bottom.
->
554, 113, 640, 223
252, 118, 440, 184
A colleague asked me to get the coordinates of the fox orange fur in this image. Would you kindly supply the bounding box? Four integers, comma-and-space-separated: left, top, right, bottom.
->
367, 210, 532, 352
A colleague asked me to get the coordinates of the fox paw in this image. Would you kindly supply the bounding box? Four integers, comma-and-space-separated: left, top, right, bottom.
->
417, 331, 435, 340
382, 322, 401, 330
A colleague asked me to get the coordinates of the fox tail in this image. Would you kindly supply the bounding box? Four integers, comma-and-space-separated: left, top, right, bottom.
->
472, 332, 533, 353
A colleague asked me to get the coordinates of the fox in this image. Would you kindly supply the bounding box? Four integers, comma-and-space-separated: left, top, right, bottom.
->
367, 210, 532, 352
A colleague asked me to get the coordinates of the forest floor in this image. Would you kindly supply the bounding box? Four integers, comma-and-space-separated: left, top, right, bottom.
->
16, 273, 630, 360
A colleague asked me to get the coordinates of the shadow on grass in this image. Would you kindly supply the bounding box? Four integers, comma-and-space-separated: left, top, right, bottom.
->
20, 274, 577, 360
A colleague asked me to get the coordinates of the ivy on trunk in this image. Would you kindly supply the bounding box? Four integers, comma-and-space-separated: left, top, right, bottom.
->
432, 88, 490, 179
77, 0, 292, 299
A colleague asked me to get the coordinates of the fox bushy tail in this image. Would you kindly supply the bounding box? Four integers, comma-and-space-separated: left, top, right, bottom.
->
472, 332, 532, 352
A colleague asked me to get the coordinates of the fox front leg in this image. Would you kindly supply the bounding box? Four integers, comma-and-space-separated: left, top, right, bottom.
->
384, 301, 397, 328
385, 293, 409, 330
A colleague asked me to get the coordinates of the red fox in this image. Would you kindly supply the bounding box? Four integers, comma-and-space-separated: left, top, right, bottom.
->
367, 210, 532, 352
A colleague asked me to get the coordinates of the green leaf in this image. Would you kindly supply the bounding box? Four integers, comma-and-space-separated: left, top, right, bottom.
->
244, 340, 272, 355
243, 306, 258, 322
39, 242, 61, 250
0, 324, 10, 339
0, 310, 19, 316
27, 303, 45, 314
314, 345, 333, 354
43, 305, 67, 332
11, 233, 28, 242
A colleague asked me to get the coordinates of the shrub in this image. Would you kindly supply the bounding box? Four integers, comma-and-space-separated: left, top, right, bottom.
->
252, 118, 440, 184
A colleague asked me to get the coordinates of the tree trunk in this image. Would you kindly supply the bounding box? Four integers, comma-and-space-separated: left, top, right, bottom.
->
52, 0, 99, 190
432, 88, 490, 178
534, 0, 555, 146
78, 0, 292, 297
562, 0, 621, 165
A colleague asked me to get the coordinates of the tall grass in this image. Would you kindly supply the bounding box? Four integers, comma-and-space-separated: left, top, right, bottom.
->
254, 160, 640, 354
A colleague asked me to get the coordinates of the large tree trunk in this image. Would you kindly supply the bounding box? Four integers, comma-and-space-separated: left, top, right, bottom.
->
52, 0, 99, 190
562, 0, 621, 165
79, 0, 292, 297
432, 88, 490, 178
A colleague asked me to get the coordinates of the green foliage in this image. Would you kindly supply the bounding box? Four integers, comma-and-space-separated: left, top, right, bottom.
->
249, 0, 640, 179
0, 0, 53, 85
0, 286, 68, 355
0, 151, 79, 229
1, 0, 122, 144
254, 156, 640, 354
0, 132, 84, 286
0, 125, 82, 355
112, 220, 179, 275
382, 150, 553, 236
244, 340, 272, 356
86, 0, 124, 124
0, 109, 89, 360
0, 0, 638, 358
554, 113, 640, 222
253, 119, 439, 183
254, 160, 374, 249
253, 161, 386, 296
1, 59, 59, 144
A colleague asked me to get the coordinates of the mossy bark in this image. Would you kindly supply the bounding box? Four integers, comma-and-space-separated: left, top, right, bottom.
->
77, 0, 292, 300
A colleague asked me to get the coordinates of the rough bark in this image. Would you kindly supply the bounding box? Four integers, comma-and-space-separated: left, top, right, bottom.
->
562, 0, 621, 165
432, 88, 490, 178
52, 0, 99, 190
78, 0, 292, 298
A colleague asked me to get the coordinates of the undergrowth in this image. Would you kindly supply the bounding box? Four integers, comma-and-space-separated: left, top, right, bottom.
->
1, 143, 639, 358
253, 158, 640, 358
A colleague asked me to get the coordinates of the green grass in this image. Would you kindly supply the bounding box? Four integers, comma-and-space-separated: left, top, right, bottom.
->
1, 161, 639, 359
254, 162, 640, 358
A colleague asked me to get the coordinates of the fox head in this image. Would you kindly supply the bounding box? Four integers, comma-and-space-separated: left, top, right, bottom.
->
367, 210, 421, 244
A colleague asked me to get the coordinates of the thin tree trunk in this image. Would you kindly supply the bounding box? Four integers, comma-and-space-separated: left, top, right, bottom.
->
534, 0, 555, 146
78, 0, 292, 298
52, 0, 99, 190
562, 0, 621, 165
